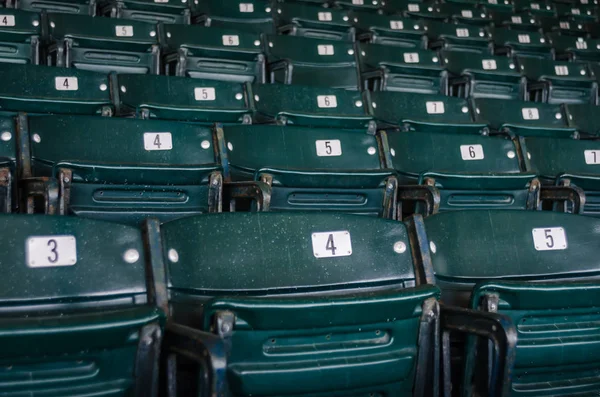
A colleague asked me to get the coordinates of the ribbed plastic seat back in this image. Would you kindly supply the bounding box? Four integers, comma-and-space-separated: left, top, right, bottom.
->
12, 0, 95, 14
355, 13, 426, 48
192, 0, 274, 34
0, 9, 41, 64
101, 0, 191, 24
276, 2, 355, 41
426, 20, 490, 54
492, 27, 553, 58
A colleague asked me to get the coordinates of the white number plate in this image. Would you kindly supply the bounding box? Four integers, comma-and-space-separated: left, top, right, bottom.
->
461, 10, 473, 17
315, 139, 342, 156
390, 20, 404, 29
403, 52, 419, 63
318, 12, 332, 21
0, 15, 15, 26
531, 3, 540, 9
576, 40, 587, 49
456, 28, 469, 37
518, 34, 530, 43
222, 35, 240, 46
239, 3, 254, 12
55, 77, 78, 91
560, 21, 570, 29
512, 16, 522, 23
144, 132, 172, 151
352, 0, 364, 4
194, 87, 216, 101
26, 236, 77, 268
407, 3, 420, 11
572, 8, 580, 14
311, 231, 352, 258
532, 227, 567, 251
426, 101, 445, 114
154, 0, 169, 3
317, 95, 337, 108
522, 108, 540, 120
488, 0, 497, 4
555, 65, 569, 75
482, 59, 497, 70
318, 44, 334, 55
584, 150, 600, 164
116, 25, 134, 37
460, 144, 484, 160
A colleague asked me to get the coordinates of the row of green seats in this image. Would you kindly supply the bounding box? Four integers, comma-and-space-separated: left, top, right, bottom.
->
2, 209, 600, 395
0, 113, 595, 221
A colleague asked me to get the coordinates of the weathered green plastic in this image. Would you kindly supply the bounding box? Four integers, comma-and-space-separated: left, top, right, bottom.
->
472, 281, 600, 396
563, 103, 600, 137
191, 0, 274, 34
116, 73, 252, 123
354, 13, 426, 48
103, 0, 190, 24
0, 63, 112, 115
369, 91, 487, 134
382, 0, 445, 20
334, 0, 381, 12
0, 117, 16, 212
48, 13, 159, 73
161, 24, 264, 82
358, 43, 446, 93
265, 34, 360, 89
0, 8, 41, 64
13, 0, 95, 14
438, 3, 492, 25
252, 83, 373, 129
425, 21, 491, 53
489, 10, 541, 31
471, 97, 576, 137
491, 27, 553, 59
223, 124, 392, 215
29, 115, 220, 223
444, 50, 525, 100
518, 57, 596, 104
387, 131, 535, 211
554, 2, 596, 20
276, 2, 354, 41
513, 0, 554, 16
424, 210, 600, 306
0, 214, 163, 396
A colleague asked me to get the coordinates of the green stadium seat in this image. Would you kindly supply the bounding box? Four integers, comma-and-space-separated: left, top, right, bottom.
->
47, 13, 160, 74
9, 0, 96, 14
524, 135, 600, 216
481, 0, 514, 12
0, 117, 16, 212
513, 0, 555, 15
555, 2, 597, 20
161, 24, 265, 82
158, 211, 441, 396
471, 98, 577, 137
355, 13, 426, 48
382, 0, 446, 20
518, 57, 597, 104
425, 21, 491, 54
492, 27, 553, 59
251, 83, 375, 131
334, 0, 381, 12
488, 9, 541, 30
222, 124, 410, 217
549, 33, 600, 61
437, 3, 492, 26
275, 2, 355, 41
369, 91, 487, 134
191, 0, 274, 34
423, 210, 600, 396
358, 43, 446, 93
24, 115, 223, 224
539, 15, 588, 36
265, 34, 359, 89
100, 0, 191, 24
115, 73, 253, 123
0, 9, 41, 64
564, 103, 600, 137
444, 51, 525, 100
0, 214, 164, 396
0, 63, 112, 115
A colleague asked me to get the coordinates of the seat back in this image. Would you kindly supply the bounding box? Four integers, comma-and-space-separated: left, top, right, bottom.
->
354, 13, 426, 48
492, 27, 553, 58
13, 0, 95, 14
192, 0, 274, 34
547, 33, 600, 61
0, 9, 41, 64
426, 20, 490, 53
276, 2, 355, 41
564, 103, 600, 137
103, 0, 191, 24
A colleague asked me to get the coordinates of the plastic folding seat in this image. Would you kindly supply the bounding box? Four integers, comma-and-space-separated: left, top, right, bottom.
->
513, 0, 555, 15
191, 0, 274, 34
0, 63, 113, 115
444, 51, 525, 100
423, 210, 600, 396
425, 21, 490, 54
480, 0, 513, 12
381, 0, 446, 20
221, 124, 436, 217
370, 91, 487, 134
0, 9, 41, 64
472, 97, 577, 137
358, 43, 446, 93
47, 13, 160, 74
156, 211, 443, 396
488, 9, 542, 30
354, 13, 427, 48
0, 214, 164, 396
555, 2, 597, 21
437, 3, 492, 25
275, 2, 355, 41
549, 33, 600, 61
518, 57, 597, 104
22, 115, 224, 224
491, 27, 553, 58
265, 34, 359, 89
333, 0, 381, 13
161, 24, 265, 83
9, 0, 96, 14
564, 103, 600, 136
0, 117, 16, 212
523, 135, 600, 216
251, 83, 375, 131
539, 16, 589, 36
100, 0, 191, 24
115, 73, 253, 123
